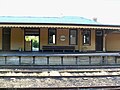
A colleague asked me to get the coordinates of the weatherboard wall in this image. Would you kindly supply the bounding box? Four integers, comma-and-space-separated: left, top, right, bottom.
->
0, 28, 2, 50
1, 27, 119, 51
106, 33, 120, 51
57, 29, 69, 46
0, 27, 97, 51
11, 28, 24, 51
40, 28, 48, 49
40, 28, 74, 49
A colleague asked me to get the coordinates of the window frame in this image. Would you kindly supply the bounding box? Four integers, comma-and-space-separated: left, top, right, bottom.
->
82, 30, 91, 45
48, 28, 57, 45
69, 29, 78, 45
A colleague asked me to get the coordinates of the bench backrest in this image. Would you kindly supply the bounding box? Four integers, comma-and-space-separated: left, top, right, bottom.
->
42, 46, 75, 50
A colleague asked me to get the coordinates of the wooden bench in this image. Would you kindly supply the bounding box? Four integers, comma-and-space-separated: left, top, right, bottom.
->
42, 46, 75, 52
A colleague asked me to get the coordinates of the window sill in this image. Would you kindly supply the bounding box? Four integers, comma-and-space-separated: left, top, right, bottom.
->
83, 44, 91, 46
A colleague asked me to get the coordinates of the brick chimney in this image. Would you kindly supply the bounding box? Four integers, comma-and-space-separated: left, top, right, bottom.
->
93, 17, 97, 22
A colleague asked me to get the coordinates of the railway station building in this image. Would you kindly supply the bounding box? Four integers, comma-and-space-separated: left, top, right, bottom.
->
0, 16, 120, 66
0, 16, 120, 52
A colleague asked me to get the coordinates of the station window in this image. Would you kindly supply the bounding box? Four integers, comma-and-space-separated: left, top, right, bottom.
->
70, 29, 77, 45
48, 28, 56, 44
83, 30, 91, 45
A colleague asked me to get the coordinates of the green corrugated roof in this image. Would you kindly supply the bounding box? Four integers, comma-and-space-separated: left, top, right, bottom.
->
0, 16, 100, 24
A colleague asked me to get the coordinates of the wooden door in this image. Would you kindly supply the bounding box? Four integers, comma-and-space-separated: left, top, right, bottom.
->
96, 30, 103, 51
2, 28, 11, 51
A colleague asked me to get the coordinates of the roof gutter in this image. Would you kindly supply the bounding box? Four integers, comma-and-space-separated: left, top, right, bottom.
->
0, 22, 120, 30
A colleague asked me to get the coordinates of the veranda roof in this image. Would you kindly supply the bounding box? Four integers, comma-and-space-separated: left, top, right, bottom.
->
0, 16, 120, 30
0, 16, 99, 24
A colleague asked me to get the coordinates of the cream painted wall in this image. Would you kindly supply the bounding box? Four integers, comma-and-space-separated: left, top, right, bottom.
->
106, 33, 120, 51
40, 28, 96, 51
57, 29, 69, 45
90, 30, 96, 50
11, 28, 24, 51
0, 28, 2, 50
40, 28, 48, 49
57, 29, 79, 49
9, 27, 120, 51
40, 28, 80, 50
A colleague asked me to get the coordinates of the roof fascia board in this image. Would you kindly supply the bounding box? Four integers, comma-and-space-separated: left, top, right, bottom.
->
0, 22, 120, 27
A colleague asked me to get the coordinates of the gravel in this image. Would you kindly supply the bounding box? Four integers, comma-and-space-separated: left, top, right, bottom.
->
1, 70, 120, 76
0, 77, 120, 88
0, 69, 120, 88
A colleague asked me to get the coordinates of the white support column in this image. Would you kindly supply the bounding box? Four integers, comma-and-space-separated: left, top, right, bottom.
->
103, 33, 107, 52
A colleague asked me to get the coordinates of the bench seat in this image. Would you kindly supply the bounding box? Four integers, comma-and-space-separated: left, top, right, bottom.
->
42, 46, 75, 52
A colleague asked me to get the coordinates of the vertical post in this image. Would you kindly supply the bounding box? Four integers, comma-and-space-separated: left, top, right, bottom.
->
105, 56, 108, 64
47, 56, 49, 65
75, 56, 78, 65
103, 32, 107, 52
61, 56, 63, 65
89, 56, 91, 65
5, 56, 7, 65
102, 56, 105, 64
33, 56, 35, 65
115, 56, 117, 64
19, 56, 21, 65
100, 56, 104, 64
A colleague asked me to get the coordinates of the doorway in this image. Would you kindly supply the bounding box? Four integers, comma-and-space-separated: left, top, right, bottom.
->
96, 30, 103, 51
25, 36, 39, 51
24, 28, 40, 51
2, 28, 11, 51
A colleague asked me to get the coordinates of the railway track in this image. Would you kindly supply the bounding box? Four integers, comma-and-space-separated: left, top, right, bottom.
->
0, 68, 120, 77
1, 65, 120, 70
0, 68, 120, 78
0, 68, 120, 89
1, 86, 120, 90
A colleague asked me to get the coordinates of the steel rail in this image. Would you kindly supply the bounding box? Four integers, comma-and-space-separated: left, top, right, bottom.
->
1, 86, 120, 90
1, 65, 120, 69
0, 68, 120, 73
0, 74, 120, 78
